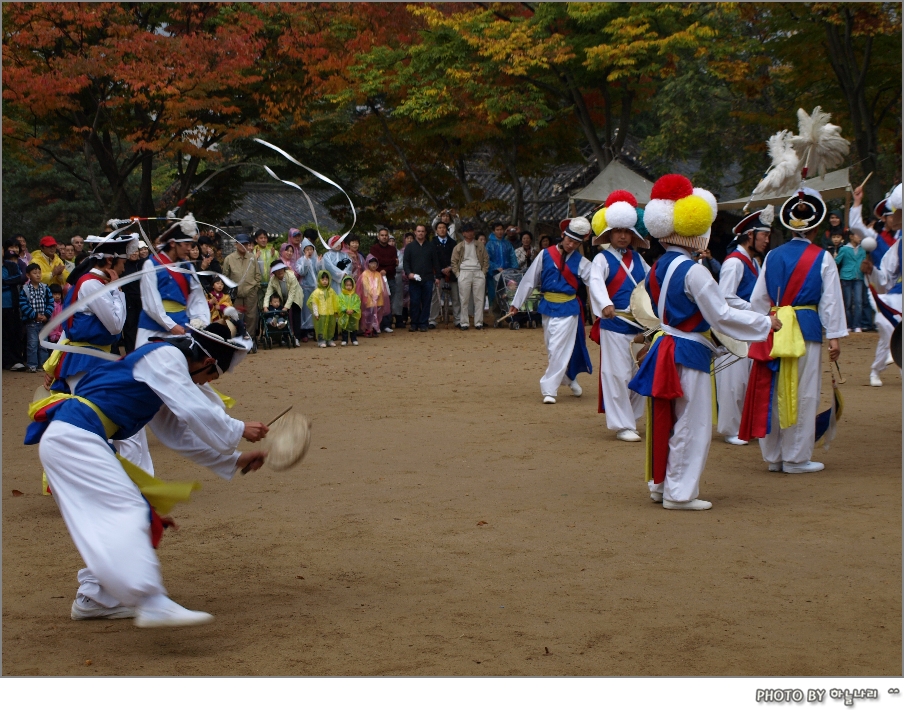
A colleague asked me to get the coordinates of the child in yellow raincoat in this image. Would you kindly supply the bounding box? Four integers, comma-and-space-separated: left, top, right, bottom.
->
307, 270, 339, 347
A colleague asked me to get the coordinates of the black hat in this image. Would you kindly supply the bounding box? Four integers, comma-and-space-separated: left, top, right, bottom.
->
461, 222, 476, 232
732, 205, 775, 236
779, 187, 827, 233
197, 235, 215, 247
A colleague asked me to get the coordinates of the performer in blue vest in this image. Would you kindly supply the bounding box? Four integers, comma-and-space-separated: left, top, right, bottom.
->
715, 206, 773, 446
629, 175, 778, 510
862, 183, 902, 386
850, 183, 901, 266
44, 233, 135, 393
510, 217, 593, 404
136, 215, 209, 349
740, 187, 847, 474
27, 317, 268, 628
588, 190, 650, 442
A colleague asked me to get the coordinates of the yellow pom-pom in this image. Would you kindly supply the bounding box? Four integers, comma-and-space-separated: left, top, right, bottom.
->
673, 195, 713, 238
591, 208, 607, 236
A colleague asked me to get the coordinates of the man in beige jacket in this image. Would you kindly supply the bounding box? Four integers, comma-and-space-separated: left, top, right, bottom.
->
450, 222, 489, 330
221, 233, 261, 349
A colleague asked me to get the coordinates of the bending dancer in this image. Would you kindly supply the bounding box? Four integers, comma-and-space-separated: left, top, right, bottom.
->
27, 319, 268, 628
510, 217, 593, 404
587, 191, 650, 442
739, 187, 847, 474
715, 207, 772, 445
629, 175, 779, 510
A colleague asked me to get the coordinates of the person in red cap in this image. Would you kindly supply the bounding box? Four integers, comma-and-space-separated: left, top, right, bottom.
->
30, 236, 70, 287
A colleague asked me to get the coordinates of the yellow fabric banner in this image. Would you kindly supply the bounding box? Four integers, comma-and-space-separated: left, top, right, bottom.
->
769, 305, 815, 429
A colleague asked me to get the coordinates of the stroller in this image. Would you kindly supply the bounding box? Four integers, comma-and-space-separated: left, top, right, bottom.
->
493, 268, 542, 330
260, 309, 297, 349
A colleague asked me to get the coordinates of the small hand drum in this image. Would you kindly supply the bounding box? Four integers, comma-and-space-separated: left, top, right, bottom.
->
264, 412, 312, 471
629, 282, 660, 332
892, 322, 902, 369
711, 330, 749, 359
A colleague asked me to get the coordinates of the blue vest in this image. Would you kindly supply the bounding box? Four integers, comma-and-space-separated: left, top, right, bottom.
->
54, 273, 123, 390
648, 252, 712, 372
598, 249, 645, 335
763, 240, 824, 342
537, 249, 583, 318
137, 255, 193, 332
872, 231, 896, 265
26, 342, 171, 445
723, 248, 759, 302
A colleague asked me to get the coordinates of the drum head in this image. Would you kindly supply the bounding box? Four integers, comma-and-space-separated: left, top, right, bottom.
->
265, 412, 312, 471
892, 323, 902, 368
711, 330, 749, 359
629, 282, 660, 332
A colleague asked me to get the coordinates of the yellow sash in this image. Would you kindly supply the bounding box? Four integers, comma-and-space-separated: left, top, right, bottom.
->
42, 338, 114, 376
769, 304, 817, 429
210, 387, 236, 409
30, 394, 200, 513
162, 300, 186, 313
542, 292, 576, 303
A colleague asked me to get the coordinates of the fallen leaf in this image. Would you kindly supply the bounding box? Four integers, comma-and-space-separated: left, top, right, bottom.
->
320, 446, 327, 449
544, 647, 551, 655
477, 521, 488, 526
296, 576, 305, 580
85, 660, 92, 666
11, 490, 23, 497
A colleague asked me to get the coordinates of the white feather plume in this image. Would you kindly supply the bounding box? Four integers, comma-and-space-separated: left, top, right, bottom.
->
790, 107, 849, 178
179, 212, 199, 238
760, 204, 775, 226
222, 306, 240, 321
752, 130, 800, 196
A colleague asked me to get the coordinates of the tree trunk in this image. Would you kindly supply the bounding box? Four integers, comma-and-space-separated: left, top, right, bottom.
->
368, 100, 443, 210
498, 143, 524, 228
454, 156, 475, 205
561, 70, 609, 169
139, 150, 158, 237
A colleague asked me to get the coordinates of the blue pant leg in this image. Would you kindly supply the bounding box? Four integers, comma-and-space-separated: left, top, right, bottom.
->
840, 280, 853, 328
25, 321, 39, 368
851, 279, 865, 329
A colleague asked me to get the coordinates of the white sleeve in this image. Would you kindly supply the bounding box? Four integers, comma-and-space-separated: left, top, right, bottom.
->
848, 203, 877, 241
186, 268, 210, 325
748, 255, 772, 315
132, 346, 245, 455
818, 251, 849, 340
78, 278, 127, 334
148, 407, 241, 479
870, 241, 900, 292
718, 257, 751, 311
685, 263, 772, 342
140, 259, 176, 332
577, 255, 593, 285
588, 254, 612, 317
511, 251, 543, 310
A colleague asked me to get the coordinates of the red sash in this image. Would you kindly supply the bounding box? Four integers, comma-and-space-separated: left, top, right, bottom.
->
155, 251, 191, 301
740, 243, 822, 440
590, 251, 634, 347
881, 230, 897, 248
66, 272, 106, 330
648, 259, 703, 332
723, 250, 758, 278
546, 245, 579, 291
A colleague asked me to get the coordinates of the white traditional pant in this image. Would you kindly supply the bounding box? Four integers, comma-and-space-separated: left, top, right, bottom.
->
715, 355, 752, 438
39, 421, 167, 608
598, 329, 644, 431
457, 270, 485, 327
759, 340, 822, 466
430, 281, 460, 325
540, 314, 579, 397
648, 365, 711, 503
871, 293, 900, 376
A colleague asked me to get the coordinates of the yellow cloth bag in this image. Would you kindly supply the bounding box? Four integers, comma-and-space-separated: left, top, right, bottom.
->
768, 305, 814, 429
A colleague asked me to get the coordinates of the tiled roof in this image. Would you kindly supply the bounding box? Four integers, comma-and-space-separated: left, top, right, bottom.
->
224, 183, 343, 236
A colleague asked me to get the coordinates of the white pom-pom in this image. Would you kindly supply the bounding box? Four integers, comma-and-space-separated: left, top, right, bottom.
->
180, 212, 199, 238
888, 184, 902, 212
568, 216, 592, 236
643, 199, 675, 239
861, 236, 878, 253
760, 204, 775, 226
222, 306, 240, 321
188, 318, 206, 329
604, 201, 638, 230
692, 188, 718, 223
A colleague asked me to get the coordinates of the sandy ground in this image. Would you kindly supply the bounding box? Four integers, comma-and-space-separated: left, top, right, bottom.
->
2, 324, 900, 676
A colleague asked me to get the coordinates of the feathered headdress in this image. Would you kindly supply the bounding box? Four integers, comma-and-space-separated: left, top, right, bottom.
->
790, 107, 849, 179
751, 130, 800, 198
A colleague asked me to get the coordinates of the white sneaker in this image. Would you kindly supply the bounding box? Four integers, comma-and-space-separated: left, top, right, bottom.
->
71, 596, 135, 620
352, 340, 359, 346
318, 342, 327, 348
870, 373, 883, 387
768, 462, 783, 472
783, 460, 824, 474
616, 429, 641, 442
294, 339, 300, 346
854, 328, 862, 333
724, 436, 748, 446
27, 366, 37, 373
543, 396, 556, 404
340, 341, 347, 346
663, 498, 712, 511
885, 353, 895, 366
10, 363, 25, 371
134, 596, 214, 629
460, 325, 469, 331
650, 491, 663, 503
383, 327, 393, 333
570, 381, 583, 397
327, 341, 337, 347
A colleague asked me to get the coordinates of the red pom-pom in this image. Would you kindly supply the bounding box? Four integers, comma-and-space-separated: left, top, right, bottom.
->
650, 174, 693, 201
604, 190, 637, 208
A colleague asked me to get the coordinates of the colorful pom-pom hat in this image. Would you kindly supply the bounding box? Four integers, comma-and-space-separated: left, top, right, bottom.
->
558, 216, 592, 242
590, 190, 649, 249
642, 174, 718, 252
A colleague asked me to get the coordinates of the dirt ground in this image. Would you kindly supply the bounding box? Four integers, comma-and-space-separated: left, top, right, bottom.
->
2, 324, 900, 676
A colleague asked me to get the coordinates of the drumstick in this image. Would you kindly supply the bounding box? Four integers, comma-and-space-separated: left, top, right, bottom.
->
241, 406, 294, 474
834, 360, 846, 384
857, 171, 874, 191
